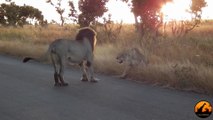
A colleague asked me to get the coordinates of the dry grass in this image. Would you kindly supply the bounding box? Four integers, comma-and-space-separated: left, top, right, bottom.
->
0, 23, 212, 94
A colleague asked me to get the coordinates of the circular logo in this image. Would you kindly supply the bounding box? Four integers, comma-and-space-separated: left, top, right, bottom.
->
194, 100, 212, 118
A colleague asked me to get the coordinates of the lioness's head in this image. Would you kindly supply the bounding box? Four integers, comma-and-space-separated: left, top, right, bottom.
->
116, 53, 127, 64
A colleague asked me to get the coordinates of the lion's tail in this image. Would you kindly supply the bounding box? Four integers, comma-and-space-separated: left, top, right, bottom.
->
23, 57, 34, 63
22, 46, 52, 63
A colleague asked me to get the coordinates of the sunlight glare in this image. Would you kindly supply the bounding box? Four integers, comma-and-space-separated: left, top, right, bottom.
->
104, 0, 134, 23
1, 0, 213, 24
161, 0, 191, 22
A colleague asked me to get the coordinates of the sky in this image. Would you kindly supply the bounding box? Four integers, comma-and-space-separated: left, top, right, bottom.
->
0, 0, 212, 24
161, 0, 213, 21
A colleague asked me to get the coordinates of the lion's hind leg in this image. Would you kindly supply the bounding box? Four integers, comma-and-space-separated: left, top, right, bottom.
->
51, 53, 61, 86
51, 53, 68, 86
58, 56, 68, 86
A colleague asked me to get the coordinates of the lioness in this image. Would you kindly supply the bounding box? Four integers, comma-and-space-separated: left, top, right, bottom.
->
116, 48, 148, 79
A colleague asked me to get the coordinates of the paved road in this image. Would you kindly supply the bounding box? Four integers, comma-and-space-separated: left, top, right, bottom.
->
0, 55, 212, 120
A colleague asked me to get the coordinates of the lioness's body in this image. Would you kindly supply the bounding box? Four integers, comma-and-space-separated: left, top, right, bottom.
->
116, 48, 148, 79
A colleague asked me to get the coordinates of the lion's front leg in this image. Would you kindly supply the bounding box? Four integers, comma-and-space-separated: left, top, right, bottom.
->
120, 64, 131, 79
120, 69, 128, 79
81, 74, 89, 82
79, 62, 89, 82
89, 66, 99, 83
86, 61, 99, 83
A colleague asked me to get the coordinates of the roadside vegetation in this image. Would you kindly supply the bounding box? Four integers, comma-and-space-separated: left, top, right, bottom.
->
0, 0, 212, 94
0, 21, 212, 94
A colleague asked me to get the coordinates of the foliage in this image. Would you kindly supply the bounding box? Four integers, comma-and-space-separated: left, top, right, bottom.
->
121, 0, 171, 36
134, 0, 171, 35
78, 0, 108, 27
46, 0, 65, 26
0, 2, 44, 27
190, 0, 206, 15
102, 14, 123, 42
168, 0, 207, 36
121, 0, 206, 37
68, 1, 78, 23
186, 0, 207, 33
0, 22, 213, 94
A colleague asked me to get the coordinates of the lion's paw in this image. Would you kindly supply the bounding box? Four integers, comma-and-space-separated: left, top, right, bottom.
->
90, 77, 100, 83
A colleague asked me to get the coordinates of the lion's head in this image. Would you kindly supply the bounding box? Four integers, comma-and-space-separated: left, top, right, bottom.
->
75, 27, 97, 52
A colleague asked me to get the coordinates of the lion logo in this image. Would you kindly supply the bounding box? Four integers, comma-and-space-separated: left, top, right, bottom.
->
194, 100, 212, 118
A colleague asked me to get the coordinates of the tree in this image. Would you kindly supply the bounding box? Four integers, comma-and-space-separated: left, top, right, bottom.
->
78, 0, 108, 27
0, 2, 44, 27
169, 0, 206, 36
185, 0, 206, 33
68, 0, 78, 23
19, 5, 44, 26
46, 0, 65, 26
190, 0, 206, 18
120, 0, 170, 36
133, 0, 171, 36
4, 0, 12, 2
0, 2, 19, 26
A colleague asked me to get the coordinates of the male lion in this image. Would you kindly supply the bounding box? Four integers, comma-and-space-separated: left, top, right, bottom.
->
23, 27, 98, 86
116, 48, 148, 79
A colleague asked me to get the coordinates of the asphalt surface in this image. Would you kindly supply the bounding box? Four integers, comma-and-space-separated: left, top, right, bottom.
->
0, 55, 212, 120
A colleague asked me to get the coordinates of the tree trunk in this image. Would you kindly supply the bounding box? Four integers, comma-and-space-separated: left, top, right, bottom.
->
134, 13, 139, 32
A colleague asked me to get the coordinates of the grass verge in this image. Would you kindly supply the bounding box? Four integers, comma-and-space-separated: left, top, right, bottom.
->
0, 24, 212, 94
